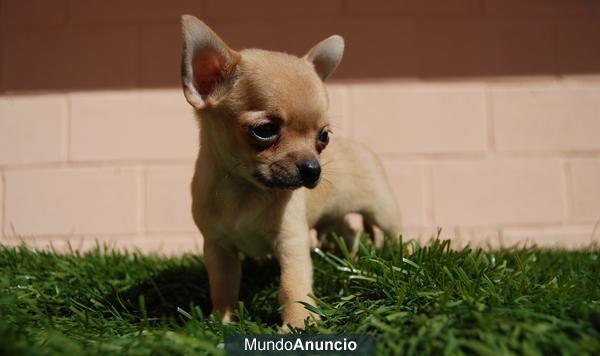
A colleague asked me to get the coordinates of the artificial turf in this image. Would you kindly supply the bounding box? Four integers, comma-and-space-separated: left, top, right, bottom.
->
1, 237, 598, 355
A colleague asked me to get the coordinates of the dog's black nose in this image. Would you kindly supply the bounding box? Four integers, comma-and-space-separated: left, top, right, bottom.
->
296, 159, 321, 188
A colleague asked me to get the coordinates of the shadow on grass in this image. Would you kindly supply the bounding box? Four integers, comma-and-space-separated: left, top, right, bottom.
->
106, 258, 282, 326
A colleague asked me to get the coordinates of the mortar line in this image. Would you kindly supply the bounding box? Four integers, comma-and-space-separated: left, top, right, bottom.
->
346, 84, 355, 140
424, 162, 436, 228
137, 165, 146, 237
484, 84, 496, 152
563, 157, 573, 224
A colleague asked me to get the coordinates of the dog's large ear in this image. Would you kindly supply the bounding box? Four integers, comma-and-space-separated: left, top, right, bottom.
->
304, 35, 344, 81
181, 15, 240, 110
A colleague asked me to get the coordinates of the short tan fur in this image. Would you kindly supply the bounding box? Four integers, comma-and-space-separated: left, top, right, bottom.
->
181, 15, 401, 329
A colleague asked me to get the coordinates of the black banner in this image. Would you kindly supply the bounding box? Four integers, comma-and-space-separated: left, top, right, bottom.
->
224, 333, 375, 355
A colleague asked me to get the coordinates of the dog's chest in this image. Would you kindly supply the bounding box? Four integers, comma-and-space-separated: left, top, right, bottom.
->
198, 189, 280, 257
215, 213, 274, 257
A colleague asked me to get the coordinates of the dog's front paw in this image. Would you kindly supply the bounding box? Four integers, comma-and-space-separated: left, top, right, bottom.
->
281, 303, 320, 331
212, 307, 235, 324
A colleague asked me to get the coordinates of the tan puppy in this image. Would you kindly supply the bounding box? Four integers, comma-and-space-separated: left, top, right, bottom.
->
181, 15, 401, 329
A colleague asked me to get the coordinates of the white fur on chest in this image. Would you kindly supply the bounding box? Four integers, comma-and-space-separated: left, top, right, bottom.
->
195, 180, 283, 258
211, 214, 275, 258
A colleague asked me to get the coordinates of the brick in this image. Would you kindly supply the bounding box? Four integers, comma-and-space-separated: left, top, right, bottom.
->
417, 20, 491, 77
407, 226, 596, 250
2, 26, 137, 91
558, 21, 600, 75
502, 226, 598, 249
140, 23, 181, 87
69, 90, 198, 161
438, 227, 503, 249
69, 0, 205, 24
417, 20, 554, 77
492, 87, 600, 152
484, 0, 595, 17
381, 161, 427, 227
133, 233, 203, 255
0, 233, 203, 255
432, 159, 566, 226
0, 235, 138, 252
401, 227, 439, 242
559, 74, 600, 84
4, 167, 139, 235
145, 165, 196, 232
569, 158, 600, 222
325, 84, 351, 138
335, 19, 417, 78
401, 227, 503, 249
208, 18, 418, 79
0, 95, 66, 165
346, 0, 481, 16
350, 83, 487, 154
191, 18, 327, 63
1, 0, 67, 26
444, 228, 504, 249
207, 0, 343, 19
488, 20, 555, 75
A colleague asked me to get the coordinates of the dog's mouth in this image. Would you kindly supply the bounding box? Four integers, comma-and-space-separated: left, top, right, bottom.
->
253, 169, 303, 190
253, 163, 318, 189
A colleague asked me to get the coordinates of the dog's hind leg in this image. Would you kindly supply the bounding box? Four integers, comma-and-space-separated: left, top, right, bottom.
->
315, 216, 361, 253
361, 188, 402, 246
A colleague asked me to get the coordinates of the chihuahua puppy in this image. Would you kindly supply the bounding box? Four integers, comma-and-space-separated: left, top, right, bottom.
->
181, 15, 401, 329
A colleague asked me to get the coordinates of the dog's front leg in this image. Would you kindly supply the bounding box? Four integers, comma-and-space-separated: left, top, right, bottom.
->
204, 240, 241, 323
275, 226, 316, 329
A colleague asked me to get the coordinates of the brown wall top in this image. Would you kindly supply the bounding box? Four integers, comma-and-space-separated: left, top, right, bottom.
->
2, 0, 600, 92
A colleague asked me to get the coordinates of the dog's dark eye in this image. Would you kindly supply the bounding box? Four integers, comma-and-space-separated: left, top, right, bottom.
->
318, 129, 330, 145
250, 122, 280, 142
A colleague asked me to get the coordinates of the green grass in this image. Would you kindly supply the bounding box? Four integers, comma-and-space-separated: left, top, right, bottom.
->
1, 237, 599, 355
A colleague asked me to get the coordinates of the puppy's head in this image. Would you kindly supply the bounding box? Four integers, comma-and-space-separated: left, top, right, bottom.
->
181, 15, 344, 189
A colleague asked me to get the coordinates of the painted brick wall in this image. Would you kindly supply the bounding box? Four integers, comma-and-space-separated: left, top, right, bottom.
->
1, 0, 599, 253
3, 0, 600, 90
